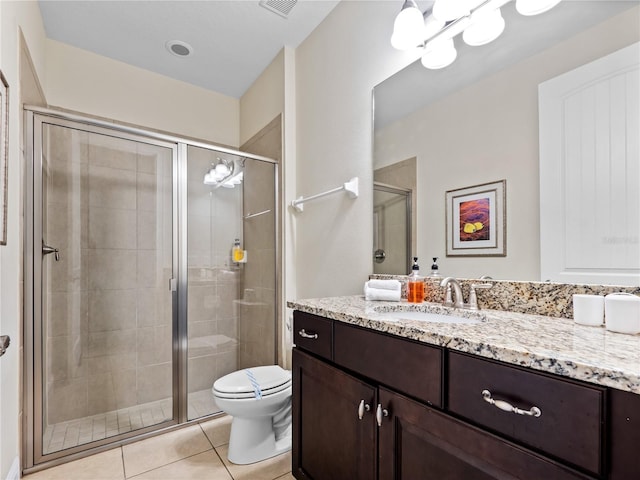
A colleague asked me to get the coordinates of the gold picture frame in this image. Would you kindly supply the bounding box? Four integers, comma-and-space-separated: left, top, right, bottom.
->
446, 180, 506, 257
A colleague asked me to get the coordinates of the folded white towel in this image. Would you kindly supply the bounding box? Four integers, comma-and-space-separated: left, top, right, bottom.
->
366, 279, 402, 291
364, 284, 401, 301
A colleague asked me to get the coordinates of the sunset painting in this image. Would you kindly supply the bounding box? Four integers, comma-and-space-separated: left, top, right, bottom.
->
459, 197, 490, 242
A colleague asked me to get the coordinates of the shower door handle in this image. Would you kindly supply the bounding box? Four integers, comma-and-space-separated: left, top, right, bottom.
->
42, 242, 60, 261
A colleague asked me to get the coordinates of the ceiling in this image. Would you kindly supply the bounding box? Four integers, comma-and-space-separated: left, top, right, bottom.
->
375, 0, 640, 129
38, 0, 341, 99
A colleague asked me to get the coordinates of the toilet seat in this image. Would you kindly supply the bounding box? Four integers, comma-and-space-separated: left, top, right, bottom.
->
213, 366, 291, 399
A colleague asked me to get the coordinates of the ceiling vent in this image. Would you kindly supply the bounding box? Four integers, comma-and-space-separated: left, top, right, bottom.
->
259, 0, 298, 19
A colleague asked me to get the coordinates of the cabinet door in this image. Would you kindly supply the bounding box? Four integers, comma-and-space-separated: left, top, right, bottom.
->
292, 349, 376, 480
610, 388, 640, 479
377, 388, 589, 480
448, 352, 604, 475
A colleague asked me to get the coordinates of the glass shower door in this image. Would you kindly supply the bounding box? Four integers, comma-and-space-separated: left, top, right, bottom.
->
373, 183, 412, 275
185, 145, 277, 421
37, 121, 176, 458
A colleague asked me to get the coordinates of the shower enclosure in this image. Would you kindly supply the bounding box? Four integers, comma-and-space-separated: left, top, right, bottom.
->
373, 182, 412, 275
23, 108, 279, 470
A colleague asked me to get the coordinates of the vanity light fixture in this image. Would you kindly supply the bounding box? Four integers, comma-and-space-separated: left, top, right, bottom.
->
390, 0, 563, 69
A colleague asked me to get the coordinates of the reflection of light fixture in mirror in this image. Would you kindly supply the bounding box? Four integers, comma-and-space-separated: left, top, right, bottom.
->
515, 0, 562, 16
432, 0, 471, 22
391, 0, 563, 69
463, 7, 505, 46
203, 158, 243, 188
421, 38, 457, 69
390, 0, 426, 50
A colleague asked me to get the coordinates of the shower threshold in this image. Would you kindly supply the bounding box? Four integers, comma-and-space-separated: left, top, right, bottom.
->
43, 389, 219, 455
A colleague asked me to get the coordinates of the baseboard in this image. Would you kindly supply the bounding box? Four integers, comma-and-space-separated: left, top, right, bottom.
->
5, 456, 20, 480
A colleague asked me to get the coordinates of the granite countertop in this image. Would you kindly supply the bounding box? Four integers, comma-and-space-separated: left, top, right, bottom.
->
287, 295, 640, 394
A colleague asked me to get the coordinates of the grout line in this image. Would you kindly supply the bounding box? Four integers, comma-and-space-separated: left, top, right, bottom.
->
124, 449, 217, 480
198, 422, 216, 450
119, 446, 126, 480
212, 444, 235, 480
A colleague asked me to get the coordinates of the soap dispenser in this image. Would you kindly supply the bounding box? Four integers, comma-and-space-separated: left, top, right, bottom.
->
407, 257, 424, 304
232, 238, 245, 263
430, 257, 441, 277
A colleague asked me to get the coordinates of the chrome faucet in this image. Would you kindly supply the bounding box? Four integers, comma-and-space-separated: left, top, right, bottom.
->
440, 277, 493, 310
440, 277, 464, 308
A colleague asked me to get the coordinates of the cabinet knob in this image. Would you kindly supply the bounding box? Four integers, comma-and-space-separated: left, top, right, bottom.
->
481, 389, 542, 418
376, 404, 389, 426
357, 399, 371, 420
298, 329, 318, 339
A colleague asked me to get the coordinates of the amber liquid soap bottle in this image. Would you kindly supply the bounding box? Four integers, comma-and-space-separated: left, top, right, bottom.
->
407, 257, 424, 303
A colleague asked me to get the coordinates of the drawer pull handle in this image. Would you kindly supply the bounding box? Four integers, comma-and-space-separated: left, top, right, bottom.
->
376, 404, 389, 426
298, 329, 318, 339
481, 390, 541, 418
357, 400, 371, 420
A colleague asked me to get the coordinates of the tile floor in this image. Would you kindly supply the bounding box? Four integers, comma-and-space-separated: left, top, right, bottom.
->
25, 415, 294, 480
43, 390, 219, 454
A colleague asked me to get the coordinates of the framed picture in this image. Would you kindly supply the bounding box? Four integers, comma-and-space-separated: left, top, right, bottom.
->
446, 180, 506, 257
0, 71, 8, 246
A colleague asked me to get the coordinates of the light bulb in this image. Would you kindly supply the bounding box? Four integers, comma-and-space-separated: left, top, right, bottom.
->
203, 171, 217, 185
421, 38, 457, 69
423, 15, 445, 41
463, 8, 505, 46
391, 0, 425, 50
515, 0, 562, 16
432, 0, 470, 22
215, 162, 230, 177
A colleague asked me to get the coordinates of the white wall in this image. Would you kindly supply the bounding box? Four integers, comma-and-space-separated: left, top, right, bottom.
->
294, 0, 420, 298
0, 1, 48, 478
240, 49, 284, 146
45, 39, 240, 147
374, 6, 640, 281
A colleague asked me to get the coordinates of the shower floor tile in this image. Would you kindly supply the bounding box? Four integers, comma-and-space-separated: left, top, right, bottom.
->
43, 389, 219, 454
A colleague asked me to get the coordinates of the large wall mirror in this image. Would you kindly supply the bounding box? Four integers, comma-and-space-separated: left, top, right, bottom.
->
373, 0, 640, 285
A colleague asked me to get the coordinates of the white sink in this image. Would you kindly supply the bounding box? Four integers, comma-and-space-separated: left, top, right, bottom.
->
374, 309, 483, 324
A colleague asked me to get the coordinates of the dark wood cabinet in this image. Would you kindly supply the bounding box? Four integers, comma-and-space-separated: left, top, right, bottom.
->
448, 351, 605, 475
292, 310, 639, 480
292, 349, 376, 480
334, 322, 443, 407
609, 388, 640, 479
377, 387, 587, 480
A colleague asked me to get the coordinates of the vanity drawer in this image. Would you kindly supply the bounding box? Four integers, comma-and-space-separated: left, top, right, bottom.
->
448, 352, 605, 476
293, 311, 333, 360
334, 322, 443, 407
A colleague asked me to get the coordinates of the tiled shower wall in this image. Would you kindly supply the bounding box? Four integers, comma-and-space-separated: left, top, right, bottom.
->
45, 126, 173, 425
238, 159, 276, 369
186, 146, 242, 400
239, 116, 281, 369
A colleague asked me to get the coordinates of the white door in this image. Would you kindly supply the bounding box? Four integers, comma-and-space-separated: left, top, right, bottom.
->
539, 42, 640, 286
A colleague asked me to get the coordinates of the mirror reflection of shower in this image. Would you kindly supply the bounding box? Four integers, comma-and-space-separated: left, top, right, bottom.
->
203, 157, 244, 188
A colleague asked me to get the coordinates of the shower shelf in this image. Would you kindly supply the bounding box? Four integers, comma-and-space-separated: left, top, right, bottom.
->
291, 177, 359, 212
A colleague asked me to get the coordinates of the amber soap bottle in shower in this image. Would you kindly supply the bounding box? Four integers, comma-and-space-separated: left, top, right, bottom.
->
232, 238, 244, 263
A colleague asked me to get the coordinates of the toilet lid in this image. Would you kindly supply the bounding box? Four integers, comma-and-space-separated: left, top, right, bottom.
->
213, 366, 291, 399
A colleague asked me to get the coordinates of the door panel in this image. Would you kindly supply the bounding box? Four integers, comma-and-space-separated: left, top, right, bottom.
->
38, 122, 175, 458
293, 349, 376, 480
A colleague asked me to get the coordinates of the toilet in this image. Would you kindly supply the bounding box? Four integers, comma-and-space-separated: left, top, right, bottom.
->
212, 365, 292, 465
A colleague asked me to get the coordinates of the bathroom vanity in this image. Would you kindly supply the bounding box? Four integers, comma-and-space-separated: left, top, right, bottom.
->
288, 296, 640, 480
